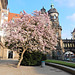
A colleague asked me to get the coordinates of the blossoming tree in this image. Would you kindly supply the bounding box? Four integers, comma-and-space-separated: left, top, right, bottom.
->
2, 11, 57, 67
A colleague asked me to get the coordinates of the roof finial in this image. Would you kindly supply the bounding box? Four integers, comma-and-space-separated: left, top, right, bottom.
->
51, 0, 54, 9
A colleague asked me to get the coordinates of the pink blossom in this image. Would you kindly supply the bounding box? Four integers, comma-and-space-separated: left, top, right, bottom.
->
2, 10, 57, 53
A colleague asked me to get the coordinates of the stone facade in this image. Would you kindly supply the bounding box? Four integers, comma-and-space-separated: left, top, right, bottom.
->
0, 0, 8, 24
1, 1, 74, 60
0, 0, 19, 60
0, 0, 2, 25
62, 28, 75, 55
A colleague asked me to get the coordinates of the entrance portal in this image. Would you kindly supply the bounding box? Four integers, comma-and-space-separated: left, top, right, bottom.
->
64, 51, 74, 61
8, 51, 13, 59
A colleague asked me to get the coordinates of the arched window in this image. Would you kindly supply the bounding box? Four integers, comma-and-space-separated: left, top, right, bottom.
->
54, 15, 56, 19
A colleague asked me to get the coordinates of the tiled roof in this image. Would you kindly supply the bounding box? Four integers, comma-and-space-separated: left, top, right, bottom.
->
8, 12, 20, 21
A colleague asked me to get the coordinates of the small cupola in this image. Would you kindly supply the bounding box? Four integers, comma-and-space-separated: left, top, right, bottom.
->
41, 7, 46, 14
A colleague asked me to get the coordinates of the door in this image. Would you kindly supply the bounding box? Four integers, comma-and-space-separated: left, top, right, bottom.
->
8, 51, 13, 59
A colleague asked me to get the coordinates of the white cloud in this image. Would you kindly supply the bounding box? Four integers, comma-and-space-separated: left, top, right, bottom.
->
67, 13, 75, 21
54, 0, 75, 7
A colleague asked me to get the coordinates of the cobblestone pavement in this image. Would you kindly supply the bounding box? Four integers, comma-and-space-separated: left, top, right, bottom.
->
0, 60, 71, 75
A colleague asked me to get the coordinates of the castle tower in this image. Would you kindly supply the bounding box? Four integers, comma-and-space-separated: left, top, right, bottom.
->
48, 3, 62, 46
48, 2, 63, 59
72, 28, 75, 39
48, 3, 62, 39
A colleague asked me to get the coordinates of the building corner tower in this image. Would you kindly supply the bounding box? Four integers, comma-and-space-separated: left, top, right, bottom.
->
48, 3, 63, 59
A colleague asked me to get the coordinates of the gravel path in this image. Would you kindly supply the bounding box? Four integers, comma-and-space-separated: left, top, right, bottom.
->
0, 60, 71, 75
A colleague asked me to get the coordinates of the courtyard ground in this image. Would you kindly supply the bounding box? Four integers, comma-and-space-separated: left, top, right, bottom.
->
0, 60, 71, 75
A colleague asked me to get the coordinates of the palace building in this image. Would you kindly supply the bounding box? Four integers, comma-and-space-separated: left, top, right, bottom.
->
0, 0, 63, 60
62, 29, 75, 60
41, 4, 75, 60
0, 0, 75, 60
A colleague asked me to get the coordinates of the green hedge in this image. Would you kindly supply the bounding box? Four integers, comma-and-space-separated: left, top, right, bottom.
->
21, 51, 47, 66
45, 60, 75, 68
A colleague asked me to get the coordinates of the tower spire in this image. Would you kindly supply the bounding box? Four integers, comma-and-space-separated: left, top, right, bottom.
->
51, 0, 54, 9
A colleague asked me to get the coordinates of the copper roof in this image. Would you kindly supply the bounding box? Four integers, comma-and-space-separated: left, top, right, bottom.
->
48, 8, 58, 14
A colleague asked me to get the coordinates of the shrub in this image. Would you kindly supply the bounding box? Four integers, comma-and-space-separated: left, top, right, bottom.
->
21, 50, 47, 66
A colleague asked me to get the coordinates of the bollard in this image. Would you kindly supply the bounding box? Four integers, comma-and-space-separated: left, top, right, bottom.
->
41, 61, 45, 67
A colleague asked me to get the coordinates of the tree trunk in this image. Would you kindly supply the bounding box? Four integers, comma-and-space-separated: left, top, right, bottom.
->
17, 49, 26, 68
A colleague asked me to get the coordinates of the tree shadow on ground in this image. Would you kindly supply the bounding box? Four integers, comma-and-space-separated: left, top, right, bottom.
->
33, 66, 71, 75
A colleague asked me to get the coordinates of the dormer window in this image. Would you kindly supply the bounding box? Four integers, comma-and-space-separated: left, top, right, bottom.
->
16, 15, 18, 17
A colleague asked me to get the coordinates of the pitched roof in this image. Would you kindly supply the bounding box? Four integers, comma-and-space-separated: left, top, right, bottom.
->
8, 12, 20, 21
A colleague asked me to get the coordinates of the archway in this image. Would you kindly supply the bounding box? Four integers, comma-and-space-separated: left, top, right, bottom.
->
64, 51, 74, 61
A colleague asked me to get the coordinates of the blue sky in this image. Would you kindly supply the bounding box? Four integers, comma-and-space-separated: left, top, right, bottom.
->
8, 0, 75, 39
